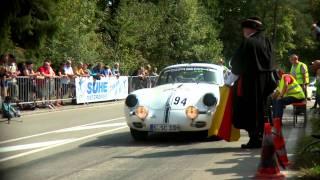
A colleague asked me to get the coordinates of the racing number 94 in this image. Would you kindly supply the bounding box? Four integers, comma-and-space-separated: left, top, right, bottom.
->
173, 96, 187, 106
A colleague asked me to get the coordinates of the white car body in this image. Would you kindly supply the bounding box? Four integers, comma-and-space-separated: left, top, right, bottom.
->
124, 63, 224, 140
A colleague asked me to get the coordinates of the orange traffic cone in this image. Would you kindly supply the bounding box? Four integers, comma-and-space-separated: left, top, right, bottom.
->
255, 123, 285, 179
273, 117, 290, 168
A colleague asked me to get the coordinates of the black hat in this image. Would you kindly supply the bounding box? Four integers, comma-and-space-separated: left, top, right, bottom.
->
241, 17, 264, 31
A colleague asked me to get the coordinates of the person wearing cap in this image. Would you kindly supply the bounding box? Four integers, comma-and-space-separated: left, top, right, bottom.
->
230, 17, 275, 149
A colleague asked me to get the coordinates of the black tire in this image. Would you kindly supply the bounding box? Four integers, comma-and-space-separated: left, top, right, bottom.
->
130, 128, 148, 141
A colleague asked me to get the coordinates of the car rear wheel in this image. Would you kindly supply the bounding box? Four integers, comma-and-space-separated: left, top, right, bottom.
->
130, 128, 148, 141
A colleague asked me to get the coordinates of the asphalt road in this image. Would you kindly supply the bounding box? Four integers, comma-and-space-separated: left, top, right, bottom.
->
0, 101, 310, 180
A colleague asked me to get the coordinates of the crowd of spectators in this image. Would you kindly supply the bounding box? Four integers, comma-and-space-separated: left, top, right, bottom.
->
0, 54, 159, 110
0, 54, 125, 108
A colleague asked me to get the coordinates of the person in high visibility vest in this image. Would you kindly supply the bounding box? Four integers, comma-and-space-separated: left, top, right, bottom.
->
289, 54, 309, 97
272, 72, 305, 120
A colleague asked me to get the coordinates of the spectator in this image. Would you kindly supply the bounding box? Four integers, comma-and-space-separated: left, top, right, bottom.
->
144, 64, 152, 76
92, 62, 105, 80
37, 59, 56, 109
103, 65, 113, 77
20, 61, 38, 109
0, 54, 8, 98
312, 68, 320, 112
2, 96, 21, 123
74, 62, 89, 77
82, 63, 91, 77
112, 62, 120, 77
63, 59, 76, 98
6, 54, 19, 101
150, 67, 158, 76
56, 62, 67, 106
289, 54, 309, 97
312, 21, 320, 40
137, 66, 147, 88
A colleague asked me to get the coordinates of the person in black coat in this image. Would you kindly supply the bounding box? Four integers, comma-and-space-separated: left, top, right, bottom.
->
231, 17, 275, 149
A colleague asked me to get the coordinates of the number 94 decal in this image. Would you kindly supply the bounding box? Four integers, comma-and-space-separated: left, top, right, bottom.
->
172, 96, 187, 106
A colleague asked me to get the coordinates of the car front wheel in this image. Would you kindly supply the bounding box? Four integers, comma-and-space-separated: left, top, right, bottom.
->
130, 128, 148, 141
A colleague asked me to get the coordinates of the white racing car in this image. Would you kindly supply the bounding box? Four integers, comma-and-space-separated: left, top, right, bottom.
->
124, 63, 224, 140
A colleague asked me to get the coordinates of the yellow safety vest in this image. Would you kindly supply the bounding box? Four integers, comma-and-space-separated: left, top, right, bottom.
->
290, 62, 309, 84
278, 74, 305, 99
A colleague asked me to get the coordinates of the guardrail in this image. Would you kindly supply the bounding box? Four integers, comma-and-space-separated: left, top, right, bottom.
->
1, 76, 158, 106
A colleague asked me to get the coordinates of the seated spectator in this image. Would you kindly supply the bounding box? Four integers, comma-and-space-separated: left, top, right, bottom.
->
272, 71, 305, 120
2, 96, 21, 123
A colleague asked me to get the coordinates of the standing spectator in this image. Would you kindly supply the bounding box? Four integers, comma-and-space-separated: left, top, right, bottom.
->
37, 59, 56, 109
22, 61, 39, 107
312, 21, 320, 41
63, 59, 76, 98
137, 66, 147, 88
144, 64, 152, 76
149, 66, 158, 87
103, 65, 113, 77
150, 67, 158, 76
82, 63, 91, 77
6, 54, 19, 101
112, 62, 120, 77
0, 54, 8, 98
74, 62, 89, 77
230, 17, 275, 149
92, 62, 105, 80
312, 68, 320, 112
289, 54, 309, 97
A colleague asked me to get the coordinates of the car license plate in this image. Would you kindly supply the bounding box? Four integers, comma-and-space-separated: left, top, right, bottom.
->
150, 124, 179, 132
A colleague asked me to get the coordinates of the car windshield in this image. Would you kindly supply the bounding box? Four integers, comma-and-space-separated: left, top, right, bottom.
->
156, 67, 219, 86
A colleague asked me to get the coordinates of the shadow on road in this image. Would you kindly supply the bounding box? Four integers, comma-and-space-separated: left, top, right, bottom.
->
81, 131, 222, 148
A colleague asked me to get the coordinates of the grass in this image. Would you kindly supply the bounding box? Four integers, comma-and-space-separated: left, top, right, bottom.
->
294, 117, 320, 179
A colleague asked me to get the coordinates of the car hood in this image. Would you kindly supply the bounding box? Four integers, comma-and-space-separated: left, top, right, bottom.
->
131, 83, 220, 110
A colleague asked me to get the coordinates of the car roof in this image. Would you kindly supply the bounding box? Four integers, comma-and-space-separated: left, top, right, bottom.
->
162, 63, 223, 71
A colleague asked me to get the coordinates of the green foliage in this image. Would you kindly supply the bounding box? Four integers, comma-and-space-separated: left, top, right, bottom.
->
0, 0, 319, 73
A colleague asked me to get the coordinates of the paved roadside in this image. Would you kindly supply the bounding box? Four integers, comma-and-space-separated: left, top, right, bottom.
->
2, 99, 314, 179
19, 100, 124, 116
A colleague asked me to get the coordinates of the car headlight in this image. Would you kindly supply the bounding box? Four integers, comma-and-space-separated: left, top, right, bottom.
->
135, 106, 149, 120
203, 93, 217, 107
185, 106, 199, 120
125, 94, 138, 107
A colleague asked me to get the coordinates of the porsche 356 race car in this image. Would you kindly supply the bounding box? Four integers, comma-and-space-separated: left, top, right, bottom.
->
124, 63, 224, 140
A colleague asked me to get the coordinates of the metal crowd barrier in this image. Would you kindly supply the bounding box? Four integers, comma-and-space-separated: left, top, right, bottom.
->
2, 76, 158, 106
4, 76, 75, 105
